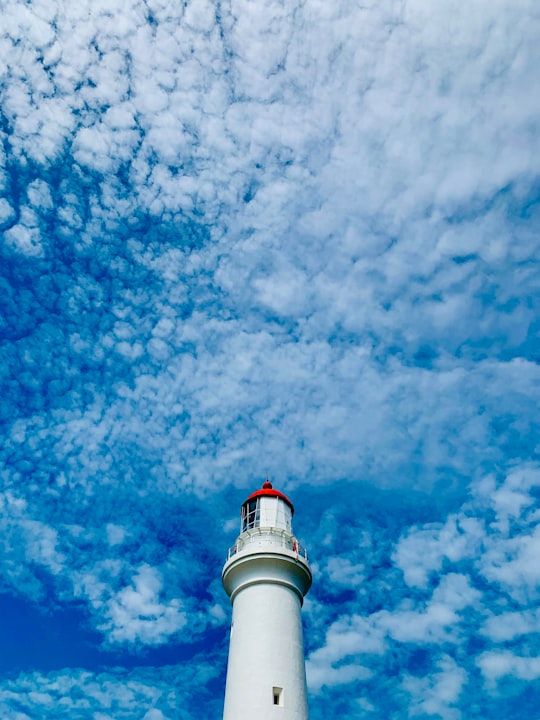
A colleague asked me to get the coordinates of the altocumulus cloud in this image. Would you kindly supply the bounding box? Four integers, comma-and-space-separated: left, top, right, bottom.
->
0, 0, 539, 718
0, 662, 220, 719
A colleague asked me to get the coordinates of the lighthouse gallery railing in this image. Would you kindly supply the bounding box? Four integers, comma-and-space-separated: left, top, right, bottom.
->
227, 527, 309, 562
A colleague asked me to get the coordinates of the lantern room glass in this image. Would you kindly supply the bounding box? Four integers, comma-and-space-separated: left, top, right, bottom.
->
241, 497, 260, 531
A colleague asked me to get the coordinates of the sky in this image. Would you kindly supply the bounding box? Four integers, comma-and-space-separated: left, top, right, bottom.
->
0, 0, 539, 717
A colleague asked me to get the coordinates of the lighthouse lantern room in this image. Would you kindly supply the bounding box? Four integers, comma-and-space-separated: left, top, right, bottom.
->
241, 481, 293, 533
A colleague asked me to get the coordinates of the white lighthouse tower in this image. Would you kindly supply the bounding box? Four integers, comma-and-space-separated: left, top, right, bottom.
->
222, 480, 312, 720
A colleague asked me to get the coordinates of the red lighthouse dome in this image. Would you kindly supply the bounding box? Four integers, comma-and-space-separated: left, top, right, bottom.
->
243, 480, 294, 514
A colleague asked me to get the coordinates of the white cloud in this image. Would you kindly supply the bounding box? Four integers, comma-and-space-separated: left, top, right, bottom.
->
0, 197, 15, 225
325, 557, 366, 588
481, 609, 540, 642
26, 179, 53, 210
307, 657, 372, 694
0, 664, 219, 718
105, 564, 187, 645
394, 466, 540, 605
306, 466, 539, 703
106, 523, 128, 546
478, 652, 540, 685
3, 223, 43, 257
404, 655, 467, 720
379, 574, 480, 645
394, 510, 489, 589
0, 492, 65, 598
480, 524, 540, 602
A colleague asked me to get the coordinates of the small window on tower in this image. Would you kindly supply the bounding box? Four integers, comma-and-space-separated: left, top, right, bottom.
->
273, 687, 283, 706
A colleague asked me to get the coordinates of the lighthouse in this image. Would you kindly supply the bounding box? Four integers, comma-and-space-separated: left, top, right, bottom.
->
222, 481, 312, 720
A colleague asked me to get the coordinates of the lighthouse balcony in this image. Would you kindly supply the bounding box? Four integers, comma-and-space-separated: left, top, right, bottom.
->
227, 527, 308, 562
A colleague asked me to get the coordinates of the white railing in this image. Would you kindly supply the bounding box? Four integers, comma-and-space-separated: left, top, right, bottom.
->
227, 527, 309, 562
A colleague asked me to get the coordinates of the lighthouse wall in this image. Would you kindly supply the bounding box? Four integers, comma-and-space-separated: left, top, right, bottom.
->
222, 580, 309, 720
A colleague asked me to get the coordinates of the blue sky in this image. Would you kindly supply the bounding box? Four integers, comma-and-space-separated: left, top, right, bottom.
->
0, 0, 539, 717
